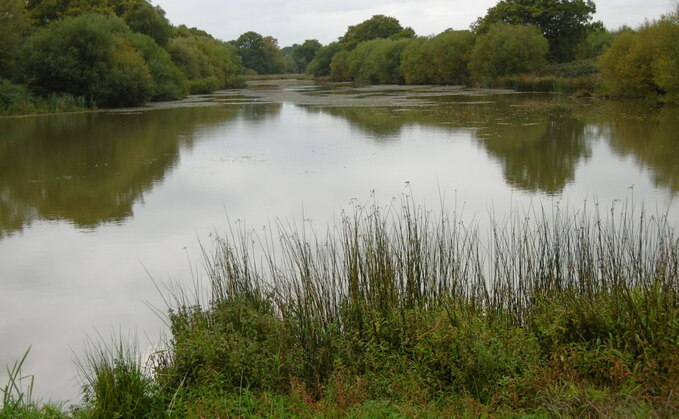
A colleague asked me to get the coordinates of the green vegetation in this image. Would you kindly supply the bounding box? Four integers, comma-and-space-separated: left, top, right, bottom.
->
338, 14, 415, 50
0, 0, 245, 115
400, 31, 475, 85
599, 14, 679, 102
0, 78, 88, 116
469, 23, 549, 84
3, 198, 677, 417
4, 1, 679, 113
472, 0, 598, 62
232, 31, 285, 76
304, 2, 676, 102
282, 40, 322, 74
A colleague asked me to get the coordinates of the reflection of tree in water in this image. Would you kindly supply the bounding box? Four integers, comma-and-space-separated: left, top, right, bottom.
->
313, 96, 590, 194
0, 105, 280, 238
597, 102, 679, 193
311, 106, 404, 140
313, 102, 487, 141
476, 105, 590, 194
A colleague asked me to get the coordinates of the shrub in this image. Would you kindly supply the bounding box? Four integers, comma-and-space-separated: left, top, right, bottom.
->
21, 13, 153, 107
599, 19, 679, 102
469, 23, 549, 85
401, 31, 475, 85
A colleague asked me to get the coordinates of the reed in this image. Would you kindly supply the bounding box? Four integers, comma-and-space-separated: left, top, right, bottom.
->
148, 197, 677, 414
75, 334, 158, 419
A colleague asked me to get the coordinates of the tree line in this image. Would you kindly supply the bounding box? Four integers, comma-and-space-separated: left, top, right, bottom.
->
304, 2, 678, 103
2, 0, 678, 110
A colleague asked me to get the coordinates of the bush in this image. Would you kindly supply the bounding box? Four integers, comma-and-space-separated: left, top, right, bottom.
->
168, 34, 245, 94
307, 42, 341, 77
401, 31, 475, 85
0, 78, 88, 116
21, 13, 153, 107
599, 19, 679, 102
469, 23, 549, 85
129, 33, 188, 101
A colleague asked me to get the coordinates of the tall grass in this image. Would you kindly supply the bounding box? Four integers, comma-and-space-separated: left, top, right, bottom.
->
76, 334, 158, 419
0, 79, 89, 117
493, 73, 601, 94
147, 197, 677, 415
0, 348, 67, 418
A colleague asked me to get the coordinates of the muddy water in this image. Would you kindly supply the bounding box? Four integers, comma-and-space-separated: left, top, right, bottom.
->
1, 81, 677, 403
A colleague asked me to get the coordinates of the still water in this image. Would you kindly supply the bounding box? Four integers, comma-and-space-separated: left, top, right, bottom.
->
1, 82, 677, 403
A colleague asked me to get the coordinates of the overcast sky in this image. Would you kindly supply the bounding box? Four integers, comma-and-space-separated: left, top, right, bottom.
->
154, 0, 676, 47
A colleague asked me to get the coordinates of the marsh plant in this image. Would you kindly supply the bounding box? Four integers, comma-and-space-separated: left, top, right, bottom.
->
145, 197, 677, 416
7, 196, 677, 417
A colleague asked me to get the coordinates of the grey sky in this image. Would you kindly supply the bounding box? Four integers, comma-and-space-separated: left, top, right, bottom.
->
154, 0, 676, 47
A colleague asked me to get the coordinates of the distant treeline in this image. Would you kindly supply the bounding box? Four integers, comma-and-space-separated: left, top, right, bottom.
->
1, 0, 678, 111
303, 3, 679, 103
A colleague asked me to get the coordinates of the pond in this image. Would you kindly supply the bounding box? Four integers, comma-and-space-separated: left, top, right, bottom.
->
1, 80, 678, 403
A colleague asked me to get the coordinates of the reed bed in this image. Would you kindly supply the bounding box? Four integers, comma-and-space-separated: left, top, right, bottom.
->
148, 198, 677, 416
6, 197, 676, 417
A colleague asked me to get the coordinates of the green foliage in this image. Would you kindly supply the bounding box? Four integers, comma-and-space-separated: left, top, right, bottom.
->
0, 78, 88, 116
332, 38, 412, 84
139, 198, 677, 415
339, 14, 414, 50
25, 0, 114, 25
78, 336, 159, 419
6, 197, 679, 416
546, 58, 599, 77
401, 31, 475, 85
233, 31, 284, 75
120, 0, 172, 47
13, 1, 239, 107
469, 23, 549, 84
128, 33, 188, 100
599, 19, 679, 102
21, 13, 154, 107
289, 39, 322, 73
473, 0, 598, 62
575, 27, 616, 60
0, 0, 31, 78
329, 50, 352, 81
169, 34, 244, 94
24, 0, 173, 48
306, 42, 341, 77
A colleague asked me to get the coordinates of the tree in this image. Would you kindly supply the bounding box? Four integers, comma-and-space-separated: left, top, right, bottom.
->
25, 0, 114, 24
0, 0, 31, 78
129, 32, 188, 100
233, 31, 283, 74
290, 39, 321, 73
599, 18, 679, 102
401, 31, 475, 85
473, 0, 597, 62
262, 36, 284, 74
469, 23, 549, 83
306, 42, 341, 76
339, 15, 414, 50
121, 0, 172, 47
21, 13, 154, 107
169, 34, 244, 93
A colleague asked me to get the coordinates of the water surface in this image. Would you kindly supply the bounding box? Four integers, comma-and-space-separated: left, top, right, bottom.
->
1, 82, 677, 403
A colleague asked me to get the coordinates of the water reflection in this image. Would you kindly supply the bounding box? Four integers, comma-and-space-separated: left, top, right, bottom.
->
309, 96, 678, 195
0, 104, 282, 238
597, 102, 679, 192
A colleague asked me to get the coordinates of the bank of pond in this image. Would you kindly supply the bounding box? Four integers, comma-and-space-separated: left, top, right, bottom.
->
2, 200, 678, 417
1, 1, 679, 116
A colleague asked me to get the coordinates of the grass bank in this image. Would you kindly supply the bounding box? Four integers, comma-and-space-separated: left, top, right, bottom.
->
3, 198, 678, 417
